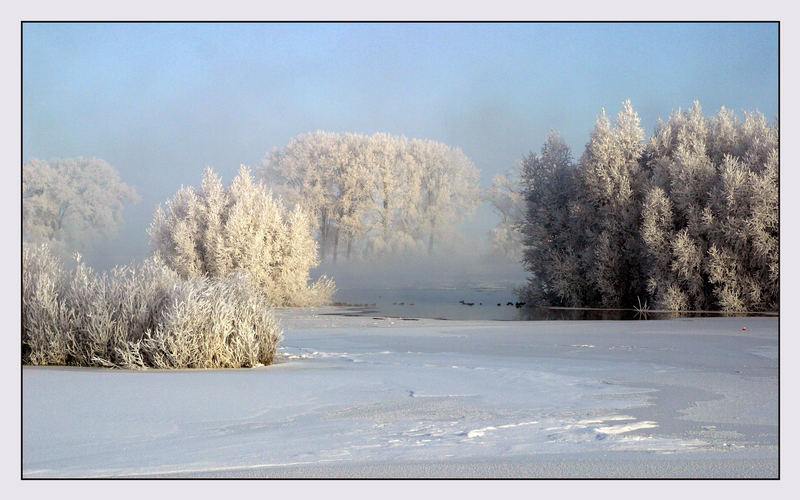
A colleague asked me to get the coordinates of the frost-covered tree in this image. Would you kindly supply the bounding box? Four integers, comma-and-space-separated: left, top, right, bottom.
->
363, 133, 422, 256
642, 102, 716, 310
337, 134, 376, 260
573, 101, 647, 307
414, 139, 481, 254
704, 149, 778, 311
261, 131, 344, 260
261, 131, 480, 260
518, 132, 586, 305
642, 102, 778, 311
149, 166, 334, 307
484, 169, 525, 263
517, 100, 777, 312
641, 186, 689, 310
23, 157, 139, 256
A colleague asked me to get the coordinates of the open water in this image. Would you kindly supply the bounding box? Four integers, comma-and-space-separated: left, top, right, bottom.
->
329, 287, 773, 321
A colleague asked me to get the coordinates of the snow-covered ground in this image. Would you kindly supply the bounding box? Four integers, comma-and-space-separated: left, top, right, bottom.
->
22, 309, 778, 478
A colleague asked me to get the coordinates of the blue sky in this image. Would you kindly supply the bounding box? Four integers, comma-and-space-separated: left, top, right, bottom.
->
22, 22, 778, 267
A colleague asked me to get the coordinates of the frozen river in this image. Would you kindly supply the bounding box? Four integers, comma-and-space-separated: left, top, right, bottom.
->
22, 308, 778, 478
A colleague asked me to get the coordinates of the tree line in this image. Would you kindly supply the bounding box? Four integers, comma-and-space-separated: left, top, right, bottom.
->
261, 131, 481, 260
21, 130, 479, 368
493, 101, 778, 312
22, 98, 780, 367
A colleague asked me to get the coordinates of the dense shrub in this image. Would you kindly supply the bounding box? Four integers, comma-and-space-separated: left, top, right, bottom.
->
149, 166, 335, 307
22, 243, 282, 369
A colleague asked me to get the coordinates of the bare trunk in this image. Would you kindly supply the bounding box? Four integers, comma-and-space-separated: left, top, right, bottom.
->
382, 191, 389, 246
320, 212, 329, 261
333, 228, 339, 262
427, 191, 435, 254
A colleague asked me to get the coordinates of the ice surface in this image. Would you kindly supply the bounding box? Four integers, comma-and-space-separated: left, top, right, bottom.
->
22, 309, 778, 478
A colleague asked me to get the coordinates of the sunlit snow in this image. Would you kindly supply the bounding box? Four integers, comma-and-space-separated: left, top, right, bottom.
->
22, 309, 777, 478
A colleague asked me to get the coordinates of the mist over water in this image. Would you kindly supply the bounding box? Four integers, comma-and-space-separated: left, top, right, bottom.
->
312, 254, 768, 321
313, 250, 778, 321
314, 249, 524, 289
305, 248, 529, 320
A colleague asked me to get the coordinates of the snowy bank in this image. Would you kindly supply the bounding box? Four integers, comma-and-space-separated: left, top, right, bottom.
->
22, 309, 777, 478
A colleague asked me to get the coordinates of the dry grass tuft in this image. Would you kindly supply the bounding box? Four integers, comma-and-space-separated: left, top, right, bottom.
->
23, 243, 282, 369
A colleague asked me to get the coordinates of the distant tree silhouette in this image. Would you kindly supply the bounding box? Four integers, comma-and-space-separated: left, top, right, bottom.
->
23, 157, 139, 257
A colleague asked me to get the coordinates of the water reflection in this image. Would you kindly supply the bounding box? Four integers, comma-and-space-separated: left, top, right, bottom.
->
327, 288, 776, 321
